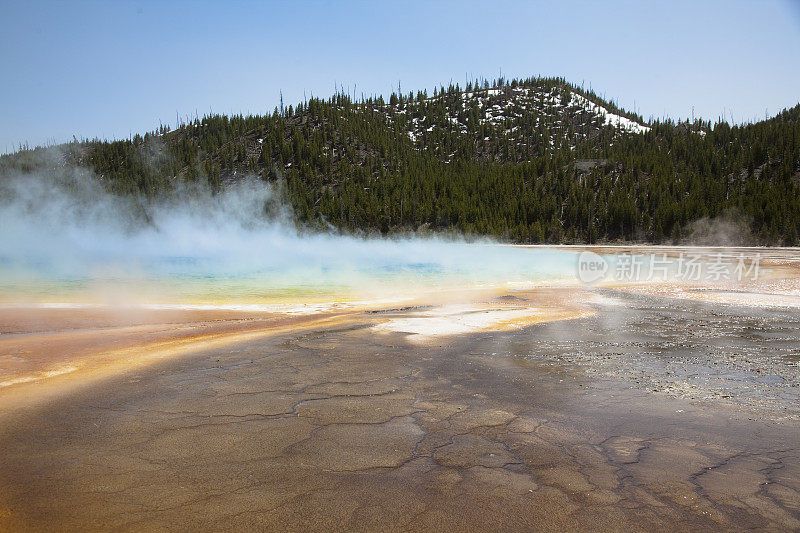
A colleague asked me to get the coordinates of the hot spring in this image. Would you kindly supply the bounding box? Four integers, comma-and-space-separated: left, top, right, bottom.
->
0, 174, 583, 310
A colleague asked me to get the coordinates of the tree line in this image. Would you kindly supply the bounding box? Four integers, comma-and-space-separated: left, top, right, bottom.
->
2, 76, 798, 245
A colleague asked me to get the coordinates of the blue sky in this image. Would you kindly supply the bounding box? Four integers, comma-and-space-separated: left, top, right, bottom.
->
1, 0, 799, 153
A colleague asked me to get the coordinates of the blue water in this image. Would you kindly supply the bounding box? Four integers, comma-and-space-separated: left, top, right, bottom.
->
0, 244, 581, 303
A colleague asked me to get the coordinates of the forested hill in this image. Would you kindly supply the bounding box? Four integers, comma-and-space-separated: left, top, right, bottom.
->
2, 76, 800, 245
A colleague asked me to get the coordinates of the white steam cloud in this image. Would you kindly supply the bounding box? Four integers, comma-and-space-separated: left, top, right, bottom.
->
0, 169, 577, 304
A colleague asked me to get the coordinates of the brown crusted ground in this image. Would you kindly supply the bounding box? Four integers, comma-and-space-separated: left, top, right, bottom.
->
0, 306, 352, 390
0, 288, 798, 531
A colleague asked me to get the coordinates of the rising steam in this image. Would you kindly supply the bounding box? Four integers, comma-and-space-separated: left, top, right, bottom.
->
0, 167, 576, 305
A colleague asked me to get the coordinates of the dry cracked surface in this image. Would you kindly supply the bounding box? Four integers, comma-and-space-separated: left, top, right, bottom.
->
1, 298, 799, 531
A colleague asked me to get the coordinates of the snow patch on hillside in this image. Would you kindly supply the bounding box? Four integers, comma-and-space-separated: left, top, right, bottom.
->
570, 93, 650, 134
385, 83, 651, 154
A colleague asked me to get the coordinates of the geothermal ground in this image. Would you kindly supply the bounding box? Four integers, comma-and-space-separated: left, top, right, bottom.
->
0, 247, 799, 531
